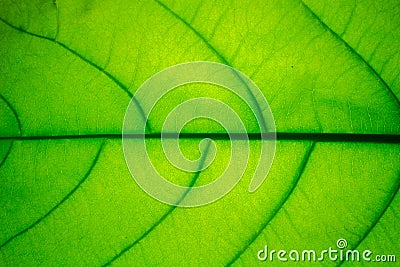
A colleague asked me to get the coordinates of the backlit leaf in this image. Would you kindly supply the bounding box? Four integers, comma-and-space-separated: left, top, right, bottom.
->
0, 0, 399, 266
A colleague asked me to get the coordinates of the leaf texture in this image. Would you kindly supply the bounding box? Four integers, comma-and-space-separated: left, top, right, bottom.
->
0, 0, 399, 266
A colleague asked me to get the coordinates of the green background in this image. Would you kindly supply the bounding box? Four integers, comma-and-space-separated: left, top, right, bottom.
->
0, 0, 399, 266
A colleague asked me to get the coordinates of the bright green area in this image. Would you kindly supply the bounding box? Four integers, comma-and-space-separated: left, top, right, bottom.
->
0, 0, 399, 266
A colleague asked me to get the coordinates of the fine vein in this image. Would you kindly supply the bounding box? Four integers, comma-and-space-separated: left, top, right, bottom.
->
0, 93, 22, 136
100, 139, 212, 266
226, 142, 316, 265
337, 173, 400, 266
0, 140, 106, 249
0, 141, 13, 169
154, 0, 269, 132
300, 0, 400, 108
0, 18, 151, 133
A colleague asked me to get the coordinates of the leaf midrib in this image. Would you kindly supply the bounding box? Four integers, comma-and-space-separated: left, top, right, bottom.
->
1, 133, 399, 143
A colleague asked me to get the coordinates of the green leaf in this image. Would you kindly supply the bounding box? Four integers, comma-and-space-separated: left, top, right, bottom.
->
0, 0, 399, 266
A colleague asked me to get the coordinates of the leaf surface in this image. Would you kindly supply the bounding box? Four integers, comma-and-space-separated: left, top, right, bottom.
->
0, 0, 399, 266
